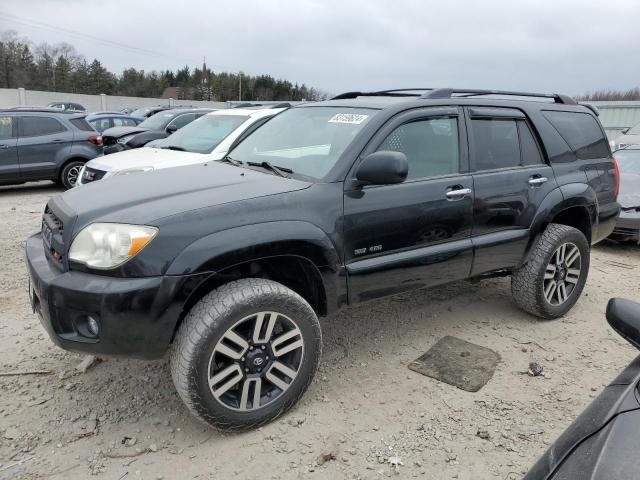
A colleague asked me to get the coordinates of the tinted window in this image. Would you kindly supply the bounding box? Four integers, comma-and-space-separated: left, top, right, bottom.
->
70, 118, 95, 131
471, 119, 520, 170
21, 116, 65, 136
377, 117, 459, 179
543, 111, 609, 159
169, 113, 197, 129
519, 122, 543, 165
0, 116, 15, 139
112, 118, 137, 127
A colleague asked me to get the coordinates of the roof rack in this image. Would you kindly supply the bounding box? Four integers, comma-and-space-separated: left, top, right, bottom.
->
331, 88, 577, 105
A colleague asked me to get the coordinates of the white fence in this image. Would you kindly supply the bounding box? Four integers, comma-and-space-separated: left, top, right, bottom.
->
0, 88, 228, 112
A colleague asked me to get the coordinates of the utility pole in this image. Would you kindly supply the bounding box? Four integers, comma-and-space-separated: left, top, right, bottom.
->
238, 71, 243, 101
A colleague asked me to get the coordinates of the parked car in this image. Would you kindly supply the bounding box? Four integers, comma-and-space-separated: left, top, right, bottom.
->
613, 121, 640, 150
26, 87, 619, 430
609, 146, 640, 243
525, 297, 640, 479
77, 107, 286, 185
101, 108, 214, 154
0, 108, 103, 189
128, 105, 177, 118
86, 113, 144, 134
47, 102, 86, 112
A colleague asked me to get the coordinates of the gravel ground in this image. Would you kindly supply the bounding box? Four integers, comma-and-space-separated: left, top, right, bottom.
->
1, 181, 639, 480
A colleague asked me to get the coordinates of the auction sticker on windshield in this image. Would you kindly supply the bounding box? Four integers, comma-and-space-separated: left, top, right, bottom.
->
328, 113, 369, 124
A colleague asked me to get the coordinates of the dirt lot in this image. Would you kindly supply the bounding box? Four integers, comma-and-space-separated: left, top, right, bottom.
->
1, 182, 639, 480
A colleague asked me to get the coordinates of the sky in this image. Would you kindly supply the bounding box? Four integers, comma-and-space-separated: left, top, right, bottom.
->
1, 0, 639, 97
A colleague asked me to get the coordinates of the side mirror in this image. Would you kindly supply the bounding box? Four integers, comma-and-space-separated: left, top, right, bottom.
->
622, 128, 630, 135
355, 151, 408, 186
166, 124, 178, 134
606, 298, 640, 350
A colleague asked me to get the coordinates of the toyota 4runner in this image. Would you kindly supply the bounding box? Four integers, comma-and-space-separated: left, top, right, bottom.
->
26, 88, 620, 430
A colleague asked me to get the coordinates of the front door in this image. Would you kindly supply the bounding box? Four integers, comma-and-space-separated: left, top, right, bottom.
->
0, 114, 19, 183
343, 107, 474, 303
465, 107, 557, 275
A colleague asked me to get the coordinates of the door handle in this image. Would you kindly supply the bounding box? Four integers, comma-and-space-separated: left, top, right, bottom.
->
51, 139, 64, 143
528, 176, 548, 186
445, 187, 472, 200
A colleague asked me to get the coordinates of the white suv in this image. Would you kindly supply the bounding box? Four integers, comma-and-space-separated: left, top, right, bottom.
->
77, 107, 286, 186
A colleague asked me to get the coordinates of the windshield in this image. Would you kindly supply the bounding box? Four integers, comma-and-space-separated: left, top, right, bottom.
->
138, 112, 177, 130
156, 114, 249, 154
228, 107, 376, 179
616, 149, 640, 174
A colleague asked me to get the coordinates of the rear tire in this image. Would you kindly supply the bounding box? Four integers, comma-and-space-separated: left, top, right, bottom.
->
59, 160, 84, 189
170, 278, 322, 431
511, 223, 590, 319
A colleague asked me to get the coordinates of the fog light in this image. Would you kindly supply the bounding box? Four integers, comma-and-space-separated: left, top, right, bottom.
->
87, 317, 100, 337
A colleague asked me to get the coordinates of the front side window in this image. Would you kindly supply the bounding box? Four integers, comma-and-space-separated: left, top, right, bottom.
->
376, 117, 459, 179
230, 107, 376, 180
168, 113, 197, 130
543, 110, 609, 160
21, 116, 65, 137
157, 114, 249, 153
0, 116, 15, 139
138, 112, 175, 130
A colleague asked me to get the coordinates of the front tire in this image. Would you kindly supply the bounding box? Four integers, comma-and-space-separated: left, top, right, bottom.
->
170, 278, 322, 431
511, 224, 590, 319
59, 160, 84, 189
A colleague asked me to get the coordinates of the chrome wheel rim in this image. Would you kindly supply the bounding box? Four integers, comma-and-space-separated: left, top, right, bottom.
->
207, 311, 304, 412
67, 165, 82, 186
543, 242, 581, 306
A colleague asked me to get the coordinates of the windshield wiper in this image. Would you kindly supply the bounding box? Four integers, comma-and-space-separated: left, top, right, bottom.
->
220, 155, 244, 167
247, 161, 292, 178
161, 145, 186, 151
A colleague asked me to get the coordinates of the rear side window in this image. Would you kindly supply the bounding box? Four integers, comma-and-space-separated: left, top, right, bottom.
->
112, 118, 137, 127
543, 111, 609, 160
519, 122, 543, 165
0, 116, 16, 139
70, 118, 95, 131
377, 117, 459, 180
21, 116, 66, 136
470, 119, 520, 170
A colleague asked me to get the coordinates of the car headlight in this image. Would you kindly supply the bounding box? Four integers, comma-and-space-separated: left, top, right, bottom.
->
69, 223, 158, 269
117, 134, 136, 144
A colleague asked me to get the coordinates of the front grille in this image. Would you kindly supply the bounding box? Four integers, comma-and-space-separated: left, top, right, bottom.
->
81, 166, 106, 184
42, 205, 65, 265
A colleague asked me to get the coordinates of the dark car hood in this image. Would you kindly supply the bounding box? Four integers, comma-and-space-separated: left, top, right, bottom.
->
525, 355, 640, 479
618, 173, 640, 209
57, 162, 311, 230
102, 126, 150, 139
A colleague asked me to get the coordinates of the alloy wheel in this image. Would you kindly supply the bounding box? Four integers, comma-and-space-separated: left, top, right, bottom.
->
67, 165, 82, 186
207, 311, 304, 412
543, 242, 581, 306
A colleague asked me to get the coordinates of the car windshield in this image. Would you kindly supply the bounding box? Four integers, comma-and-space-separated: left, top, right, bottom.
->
616, 149, 640, 174
138, 112, 178, 130
156, 114, 249, 154
228, 107, 376, 179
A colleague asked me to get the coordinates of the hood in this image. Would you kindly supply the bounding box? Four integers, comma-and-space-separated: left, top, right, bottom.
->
59, 162, 311, 228
618, 173, 640, 209
102, 126, 149, 139
84, 147, 207, 173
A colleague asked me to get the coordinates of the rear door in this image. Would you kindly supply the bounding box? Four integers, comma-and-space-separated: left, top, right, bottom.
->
0, 114, 19, 182
17, 115, 72, 180
343, 107, 474, 303
466, 107, 557, 275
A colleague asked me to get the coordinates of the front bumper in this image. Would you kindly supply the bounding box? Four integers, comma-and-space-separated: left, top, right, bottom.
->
610, 209, 640, 243
103, 143, 127, 155
25, 233, 207, 359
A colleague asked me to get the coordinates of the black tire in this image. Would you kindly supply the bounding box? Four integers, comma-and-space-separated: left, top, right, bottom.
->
170, 278, 322, 431
511, 223, 590, 319
59, 160, 85, 189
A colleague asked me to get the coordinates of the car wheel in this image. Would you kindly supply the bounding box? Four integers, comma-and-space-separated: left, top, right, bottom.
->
170, 278, 322, 431
511, 223, 590, 319
60, 160, 84, 189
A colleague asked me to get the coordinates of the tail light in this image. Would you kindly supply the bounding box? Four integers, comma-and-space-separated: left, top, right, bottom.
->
612, 157, 620, 199
88, 135, 103, 146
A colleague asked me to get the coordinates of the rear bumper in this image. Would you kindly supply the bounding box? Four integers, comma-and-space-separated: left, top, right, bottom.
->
25, 232, 208, 359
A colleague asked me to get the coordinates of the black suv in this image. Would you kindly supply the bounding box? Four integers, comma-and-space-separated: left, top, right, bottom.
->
0, 109, 103, 189
26, 88, 619, 430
